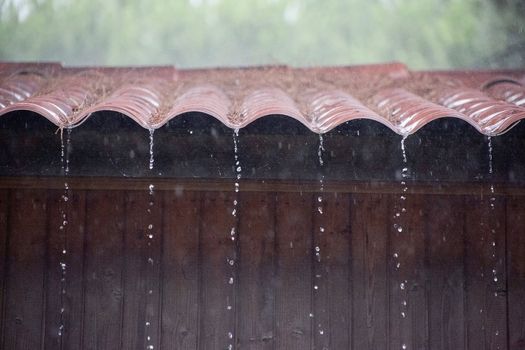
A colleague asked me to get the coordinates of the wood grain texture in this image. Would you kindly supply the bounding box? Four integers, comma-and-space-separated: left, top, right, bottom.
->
0, 186, 524, 349
82, 190, 126, 350
312, 192, 351, 349
507, 196, 525, 350
237, 191, 276, 349
351, 193, 389, 350
44, 189, 86, 350
198, 191, 237, 350
425, 195, 465, 350
388, 193, 429, 350
464, 195, 508, 350
3, 189, 48, 350
0, 190, 8, 348
161, 190, 200, 350
274, 192, 313, 350
121, 190, 163, 350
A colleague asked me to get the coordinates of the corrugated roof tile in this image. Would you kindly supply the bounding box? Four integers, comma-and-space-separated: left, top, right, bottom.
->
0, 62, 524, 135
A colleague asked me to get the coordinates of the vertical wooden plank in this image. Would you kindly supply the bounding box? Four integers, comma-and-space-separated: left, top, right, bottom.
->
464, 195, 507, 350
275, 192, 313, 350
199, 191, 236, 350
121, 190, 163, 350
161, 190, 200, 349
237, 191, 276, 349
507, 196, 525, 349
3, 189, 48, 350
351, 193, 389, 350
313, 192, 351, 349
0, 190, 8, 347
44, 189, 86, 350
425, 195, 465, 349
82, 190, 125, 350
388, 193, 429, 350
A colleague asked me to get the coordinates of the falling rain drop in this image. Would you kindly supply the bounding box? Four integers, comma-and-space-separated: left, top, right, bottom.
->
313, 134, 326, 330
225, 128, 242, 349
57, 127, 72, 341
149, 129, 155, 170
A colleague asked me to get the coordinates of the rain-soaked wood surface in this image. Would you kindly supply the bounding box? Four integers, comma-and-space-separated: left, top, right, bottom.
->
160, 190, 200, 349
388, 194, 428, 350
507, 197, 525, 350
121, 190, 163, 350
350, 193, 389, 350
0, 190, 8, 347
312, 192, 351, 349
425, 195, 466, 349
198, 191, 237, 350
464, 195, 508, 350
82, 190, 126, 350
274, 192, 313, 350
44, 190, 86, 350
3, 189, 48, 350
0, 185, 524, 349
237, 191, 276, 349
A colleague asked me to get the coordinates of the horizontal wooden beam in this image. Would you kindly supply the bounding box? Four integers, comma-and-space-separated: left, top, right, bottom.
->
1, 176, 524, 196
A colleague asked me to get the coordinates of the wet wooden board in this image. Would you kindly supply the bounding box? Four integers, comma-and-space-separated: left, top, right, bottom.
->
388, 193, 429, 350
0, 190, 8, 347
351, 193, 389, 350
82, 190, 126, 350
274, 192, 313, 350
0, 186, 523, 349
160, 190, 200, 349
3, 189, 48, 350
44, 189, 86, 350
237, 191, 276, 349
425, 195, 465, 349
121, 190, 163, 350
198, 191, 237, 350
464, 195, 508, 350
312, 192, 351, 349
507, 196, 525, 349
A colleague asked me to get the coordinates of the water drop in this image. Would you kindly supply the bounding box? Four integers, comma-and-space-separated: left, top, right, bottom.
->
149, 129, 155, 170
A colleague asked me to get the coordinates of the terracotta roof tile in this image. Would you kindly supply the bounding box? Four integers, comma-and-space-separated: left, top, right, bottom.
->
1, 62, 524, 135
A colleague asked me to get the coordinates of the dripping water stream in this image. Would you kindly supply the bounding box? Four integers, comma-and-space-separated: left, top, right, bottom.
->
487, 136, 501, 343
313, 134, 325, 337
227, 128, 242, 350
145, 129, 156, 350
58, 128, 72, 340
393, 135, 409, 350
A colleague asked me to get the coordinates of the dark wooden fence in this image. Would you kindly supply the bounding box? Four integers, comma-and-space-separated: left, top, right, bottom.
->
0, 179, 524, 349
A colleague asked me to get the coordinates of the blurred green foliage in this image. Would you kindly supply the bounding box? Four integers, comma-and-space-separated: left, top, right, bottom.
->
0, 0, 523, 69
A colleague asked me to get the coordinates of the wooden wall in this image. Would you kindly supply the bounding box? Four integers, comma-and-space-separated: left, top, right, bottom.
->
0, 184, 524, 350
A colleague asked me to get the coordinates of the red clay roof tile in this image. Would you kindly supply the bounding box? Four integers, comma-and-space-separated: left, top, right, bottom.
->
1, 62, 524, 135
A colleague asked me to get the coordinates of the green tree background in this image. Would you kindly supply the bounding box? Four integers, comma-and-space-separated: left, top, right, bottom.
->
0, 0, 523, 69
